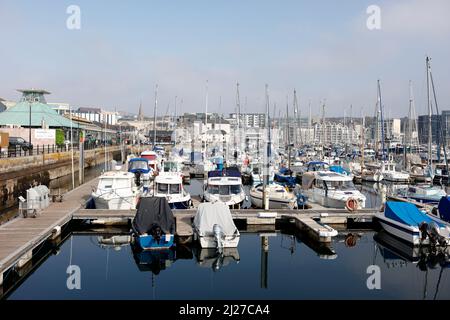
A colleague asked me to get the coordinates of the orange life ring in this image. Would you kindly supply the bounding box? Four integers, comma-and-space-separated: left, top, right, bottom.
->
345, 234, 357, 247
345, 198, 358, 212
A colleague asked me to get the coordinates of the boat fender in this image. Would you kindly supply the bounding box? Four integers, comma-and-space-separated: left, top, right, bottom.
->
345, 198, 358, 212
296, 194, 307, 206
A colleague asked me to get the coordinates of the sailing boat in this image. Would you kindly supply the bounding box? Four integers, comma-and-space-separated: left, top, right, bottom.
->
425, 57, 450, 186
250, 85, 297, 209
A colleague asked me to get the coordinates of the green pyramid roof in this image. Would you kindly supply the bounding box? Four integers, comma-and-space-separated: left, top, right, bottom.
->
0, 101, 76, 128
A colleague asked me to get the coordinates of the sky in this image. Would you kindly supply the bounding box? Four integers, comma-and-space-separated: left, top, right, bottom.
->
1, 0, 450, 118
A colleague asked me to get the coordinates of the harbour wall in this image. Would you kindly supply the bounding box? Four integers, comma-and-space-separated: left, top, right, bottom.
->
0, 146, 126, 212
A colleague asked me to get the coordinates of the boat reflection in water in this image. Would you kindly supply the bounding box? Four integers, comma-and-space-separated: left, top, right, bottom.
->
193, 247, 240, 272
374, 230, 450, 299
97, 235, 132, 251
132, 244, 177, 275
131, 243, 194, 275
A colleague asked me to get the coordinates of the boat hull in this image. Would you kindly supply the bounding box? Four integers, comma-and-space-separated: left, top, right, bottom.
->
249, 193, 296, 209
136, 234, 175, 250
93, 195, 138, 210
303, 189, 366, 209
197, 234, 240, 248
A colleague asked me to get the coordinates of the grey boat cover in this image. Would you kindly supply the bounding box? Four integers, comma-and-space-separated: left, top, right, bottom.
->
193, 202, 237, 236
132, 197, 175, 235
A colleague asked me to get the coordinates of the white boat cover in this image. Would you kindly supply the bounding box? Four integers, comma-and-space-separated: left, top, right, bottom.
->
193, 202, 238, 236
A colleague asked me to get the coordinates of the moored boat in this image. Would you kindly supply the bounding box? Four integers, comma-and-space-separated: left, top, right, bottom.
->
131, 197, 175, 250
193, 202, 240, 249
375, 201, 450, 246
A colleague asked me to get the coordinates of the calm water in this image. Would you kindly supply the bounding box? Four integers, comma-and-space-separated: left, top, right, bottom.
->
5, 228, 450, 300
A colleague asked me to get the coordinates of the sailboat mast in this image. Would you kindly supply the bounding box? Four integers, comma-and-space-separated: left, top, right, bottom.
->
308, 100, 312, 142
293, 90, 299, 148
286, 95, 291, 171
174, 96, 178, 147
263, 84, 271, 210
429, 58, 449, 183
204, 80, 209, 162
153, 84, 158, 150
378, 80, 386, 161
236, 82, 241, 161
426, 57, 432, 169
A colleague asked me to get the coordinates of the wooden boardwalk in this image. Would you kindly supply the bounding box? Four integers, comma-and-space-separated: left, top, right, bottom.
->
0, 178, 99, 284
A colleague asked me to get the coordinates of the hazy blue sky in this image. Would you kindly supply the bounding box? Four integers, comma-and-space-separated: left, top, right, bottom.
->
1, 0, 449, 118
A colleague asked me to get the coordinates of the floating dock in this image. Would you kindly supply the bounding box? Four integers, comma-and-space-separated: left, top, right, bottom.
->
0, 176, 377, 287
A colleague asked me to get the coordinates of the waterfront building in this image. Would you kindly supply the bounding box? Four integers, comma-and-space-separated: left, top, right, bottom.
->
229, 113, 266, 128
73, 107, 119, 126
313, 122, 360, 145
418, 111, 450, 147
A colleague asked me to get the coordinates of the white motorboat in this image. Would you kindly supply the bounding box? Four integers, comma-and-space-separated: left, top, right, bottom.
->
380, 160, 410, 183
203, 169, 246, 209
92, 171, 140, 210
302, 171, 366, 210
193, 202, 240, 249
150, 172, 192, 209
360, 163, 384, 183
394, 185, 446, 204
249, 183, 297, 209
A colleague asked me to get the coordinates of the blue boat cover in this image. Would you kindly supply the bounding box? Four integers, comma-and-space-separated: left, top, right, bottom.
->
438, 196, 450, 223
329, 165, 350, 175
279, 167, 290, 175
274, 173, 296, 187
128, 158, 151, 174
384, 202, 443, 227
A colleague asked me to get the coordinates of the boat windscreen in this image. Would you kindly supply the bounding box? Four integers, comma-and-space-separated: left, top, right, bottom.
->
129, 161, 148, 170
157, 183, 168, 194
325, 180, 355, 190
230, 185, 241, 194
219, 185, 229, 196
169, 184, 181, 194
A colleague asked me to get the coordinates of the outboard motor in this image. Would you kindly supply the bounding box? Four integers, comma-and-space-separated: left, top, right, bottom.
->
134, 171, 142, 187
213, 224, 224, 253
419, 221, 447, 247
212, 253, 225, 272
149, 224, 163, 244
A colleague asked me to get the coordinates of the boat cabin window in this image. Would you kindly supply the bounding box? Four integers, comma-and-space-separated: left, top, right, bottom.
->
208, 185, 219, 194
99, 178, 114, 189
324, 180, 355, 190
157, 183, 169, 194
169, 184, 181, 194
230, 185, 241, 194
219, 185, 230, 196
164, 162, 177, 172
129, 161, 148, 170
309, 163, 329, 172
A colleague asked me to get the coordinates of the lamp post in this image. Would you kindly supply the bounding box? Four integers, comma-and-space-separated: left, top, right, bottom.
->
29, 100, 32, 147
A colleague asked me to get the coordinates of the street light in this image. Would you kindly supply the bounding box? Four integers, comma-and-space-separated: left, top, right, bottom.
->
28, 98, 32, 151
